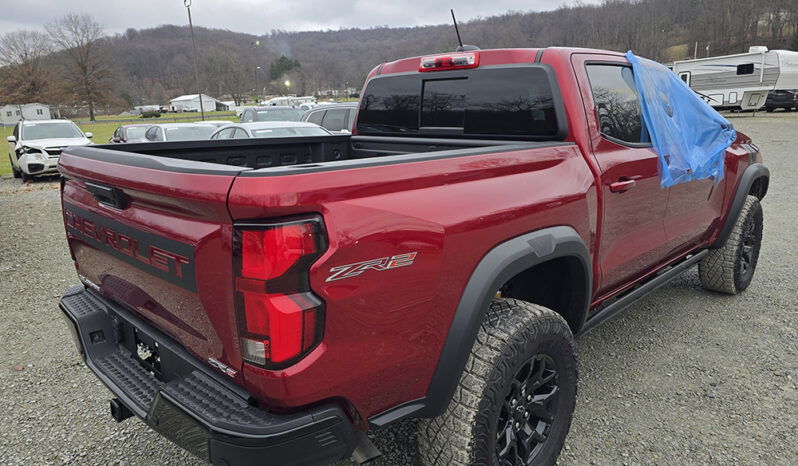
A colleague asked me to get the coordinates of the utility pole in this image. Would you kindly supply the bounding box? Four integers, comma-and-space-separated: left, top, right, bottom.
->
255, 66, 261, 102
185, 0, 205, 120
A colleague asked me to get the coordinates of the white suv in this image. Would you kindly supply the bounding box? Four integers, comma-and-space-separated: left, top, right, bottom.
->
6, 119, 93, 181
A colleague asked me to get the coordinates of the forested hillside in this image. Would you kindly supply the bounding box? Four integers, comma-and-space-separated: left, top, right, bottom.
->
2, 0, 797, 113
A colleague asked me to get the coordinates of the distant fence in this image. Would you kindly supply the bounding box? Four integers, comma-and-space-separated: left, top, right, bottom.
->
74, 112, 238, 125
0, 112, 238, 127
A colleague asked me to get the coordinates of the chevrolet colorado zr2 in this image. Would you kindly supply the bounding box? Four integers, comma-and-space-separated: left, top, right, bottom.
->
57, 47, 769, 466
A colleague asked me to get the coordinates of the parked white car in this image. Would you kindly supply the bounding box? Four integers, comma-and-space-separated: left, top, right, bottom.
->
142, 123, 218, 142
6, 119, 93, 182
208, 121, 332, 139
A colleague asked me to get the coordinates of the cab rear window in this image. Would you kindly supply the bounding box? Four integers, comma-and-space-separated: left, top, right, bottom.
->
357, 65, 566, 140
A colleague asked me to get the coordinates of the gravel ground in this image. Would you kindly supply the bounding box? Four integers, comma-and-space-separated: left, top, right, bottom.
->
1, 112, 796, 465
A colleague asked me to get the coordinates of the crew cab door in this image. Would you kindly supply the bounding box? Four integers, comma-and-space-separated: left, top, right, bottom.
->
573, 54, 671, 296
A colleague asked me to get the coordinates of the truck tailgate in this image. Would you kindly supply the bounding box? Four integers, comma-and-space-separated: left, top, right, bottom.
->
59, 149, 245, 379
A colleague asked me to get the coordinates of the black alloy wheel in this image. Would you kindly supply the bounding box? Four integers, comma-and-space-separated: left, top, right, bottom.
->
496, 354, 560, 465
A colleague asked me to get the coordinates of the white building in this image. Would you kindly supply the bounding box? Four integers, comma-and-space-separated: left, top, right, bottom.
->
0, 103, 52, 126
169, 94, 220, 112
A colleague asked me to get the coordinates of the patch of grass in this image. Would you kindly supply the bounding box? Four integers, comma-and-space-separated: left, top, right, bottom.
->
1, 126, 12, 176
92, 110, 236, 122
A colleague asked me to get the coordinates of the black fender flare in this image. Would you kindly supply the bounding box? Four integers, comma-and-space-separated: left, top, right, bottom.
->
712, 163, 769, 249
369, 226, 591, 427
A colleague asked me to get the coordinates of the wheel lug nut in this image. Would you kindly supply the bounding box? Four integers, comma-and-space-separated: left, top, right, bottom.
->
527, 395, 532, 402
511, 399, 517, 406
524, 412, 529, 418
515, 422, 520, 429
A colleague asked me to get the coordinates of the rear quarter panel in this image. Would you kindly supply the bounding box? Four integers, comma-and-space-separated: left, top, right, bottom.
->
228, 144, 596, 421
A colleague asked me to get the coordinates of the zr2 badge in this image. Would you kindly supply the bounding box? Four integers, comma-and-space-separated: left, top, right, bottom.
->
326, 252, 418, 282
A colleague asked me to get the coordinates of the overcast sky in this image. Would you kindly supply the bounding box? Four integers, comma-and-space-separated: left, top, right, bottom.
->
1, 0, 590, 36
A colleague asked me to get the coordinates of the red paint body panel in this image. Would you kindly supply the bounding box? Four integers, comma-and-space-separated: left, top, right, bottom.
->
58, 47, 757, 428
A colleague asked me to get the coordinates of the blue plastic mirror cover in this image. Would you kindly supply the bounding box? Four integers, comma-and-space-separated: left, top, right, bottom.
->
625, 51, 736, 188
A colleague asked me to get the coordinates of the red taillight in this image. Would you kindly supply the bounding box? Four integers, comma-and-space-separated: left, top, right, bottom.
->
419, 52, 479, 72
234, 217, 326, 368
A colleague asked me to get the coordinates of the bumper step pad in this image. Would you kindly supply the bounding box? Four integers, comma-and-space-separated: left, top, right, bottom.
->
59, 285, 357, 465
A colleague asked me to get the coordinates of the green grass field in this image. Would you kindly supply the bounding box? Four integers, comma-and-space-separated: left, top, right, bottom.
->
1, 113, 239, 177
92, 110, 237, 122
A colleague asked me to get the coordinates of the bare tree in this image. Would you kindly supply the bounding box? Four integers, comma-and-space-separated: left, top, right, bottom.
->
46, 13, 110, 120
0, 30, 52, 103
204, 46, 252, 105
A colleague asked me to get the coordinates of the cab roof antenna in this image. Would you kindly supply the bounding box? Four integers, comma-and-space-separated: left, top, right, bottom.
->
451, 9, 480, 52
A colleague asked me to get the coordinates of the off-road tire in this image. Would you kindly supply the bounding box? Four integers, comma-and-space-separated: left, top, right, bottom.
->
418, 299, 577, 466
699, 195, 763, 294
9, 154, 21, 178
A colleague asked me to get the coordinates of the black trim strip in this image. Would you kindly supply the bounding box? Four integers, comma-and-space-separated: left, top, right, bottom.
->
578, 250, 708, 335
711, 162, 769, 248
239, 141, 575, 177
62, 145, 249, 176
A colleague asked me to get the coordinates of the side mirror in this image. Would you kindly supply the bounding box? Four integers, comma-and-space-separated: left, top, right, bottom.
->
6, 136, 16, 143
85, 132, 93, 139
111, 137, 121, 143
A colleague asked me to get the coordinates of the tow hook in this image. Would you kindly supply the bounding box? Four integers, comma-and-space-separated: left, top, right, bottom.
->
109, 398, 133, 423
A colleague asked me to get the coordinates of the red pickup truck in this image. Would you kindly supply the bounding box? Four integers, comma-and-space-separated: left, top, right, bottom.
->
58, 47, 768, 466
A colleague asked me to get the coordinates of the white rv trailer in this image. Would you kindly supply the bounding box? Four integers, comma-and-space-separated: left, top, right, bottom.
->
672, 46, 798, 110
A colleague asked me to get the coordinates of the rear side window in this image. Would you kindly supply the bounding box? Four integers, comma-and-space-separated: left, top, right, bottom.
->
586, 64, 649, 145
321, 109, 348, 132
306, 110, 324, 125
357, 66, 565, 139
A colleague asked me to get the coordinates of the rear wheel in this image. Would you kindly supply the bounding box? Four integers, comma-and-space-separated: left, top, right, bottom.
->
699, 195, 763, 294
418, 299, 577, 465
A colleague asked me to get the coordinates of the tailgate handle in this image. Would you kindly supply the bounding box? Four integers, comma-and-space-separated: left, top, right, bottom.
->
85, 182, 128, 209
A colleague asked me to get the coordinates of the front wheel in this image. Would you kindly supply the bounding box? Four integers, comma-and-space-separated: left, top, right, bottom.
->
699, 195, 763, 294
9, 154, 21, 178
418, 299, 577, 465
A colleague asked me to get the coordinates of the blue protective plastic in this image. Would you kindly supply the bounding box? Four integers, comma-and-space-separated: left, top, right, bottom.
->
625, 51, 736, 187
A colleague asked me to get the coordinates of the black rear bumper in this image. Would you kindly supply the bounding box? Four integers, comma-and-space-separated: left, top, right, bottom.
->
59, 285, 358, 465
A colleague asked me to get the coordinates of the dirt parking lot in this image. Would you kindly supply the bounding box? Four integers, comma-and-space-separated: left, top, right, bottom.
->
0, 112, 796, 465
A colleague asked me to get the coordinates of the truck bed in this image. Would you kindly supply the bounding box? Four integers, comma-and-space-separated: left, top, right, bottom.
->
63, 135, 568, 176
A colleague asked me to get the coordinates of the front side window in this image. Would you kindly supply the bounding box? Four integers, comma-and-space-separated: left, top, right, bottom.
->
125, 126, 148, 140
145, 127, 162, 141
586, 64, 649, 144
213, 127, 236, 139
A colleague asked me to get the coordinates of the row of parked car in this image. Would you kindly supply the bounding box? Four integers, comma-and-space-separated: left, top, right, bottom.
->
6, 102, 358, 182
111, 102, 358, 143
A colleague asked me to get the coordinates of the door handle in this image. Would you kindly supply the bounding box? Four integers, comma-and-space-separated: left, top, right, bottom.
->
609, 179, 636, 193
